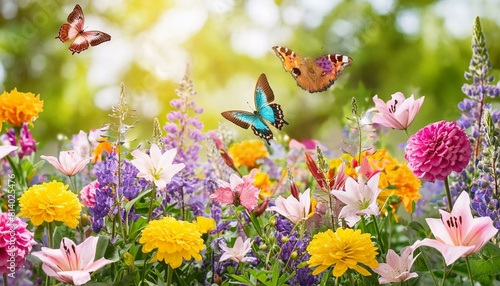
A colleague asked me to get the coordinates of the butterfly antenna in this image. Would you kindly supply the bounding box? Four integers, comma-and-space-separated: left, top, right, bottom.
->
311, 46, 324, 57
246, 101, 255, 112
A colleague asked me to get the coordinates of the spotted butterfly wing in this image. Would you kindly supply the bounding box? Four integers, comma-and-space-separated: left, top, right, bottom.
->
272, 46, 352, 93
221, 74, 288, 144
56, 4, 111, 54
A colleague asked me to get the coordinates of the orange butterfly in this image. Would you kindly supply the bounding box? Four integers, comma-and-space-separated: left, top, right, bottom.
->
56, 4, 111, 54
272, 46, 352, 93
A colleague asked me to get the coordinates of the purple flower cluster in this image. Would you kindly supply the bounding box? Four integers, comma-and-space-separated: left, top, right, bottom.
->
275, 217, 319, 285
458, 17, 500, 142
89, 151, 147, 232
2, 123, 36, 158
161, 68, 209, 217
451, 17, 500, 228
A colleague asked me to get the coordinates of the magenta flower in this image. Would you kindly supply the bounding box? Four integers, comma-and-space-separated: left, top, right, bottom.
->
219, 237, 255, 263
0, 213, 36, 274
80, 180, 99, 208
0, 145, 18, 159
405, 120, 471, 182
210, 169, 260, 212
41, 150, 92, 177
31, 236, 115, 285
4, 123, 37, 158
412, 191, 498, 265
330, 173, 381, 227
267, 188, 311, 224
373, 247, 419, 284
130, 143, 185, 191
372, 92, 425, 130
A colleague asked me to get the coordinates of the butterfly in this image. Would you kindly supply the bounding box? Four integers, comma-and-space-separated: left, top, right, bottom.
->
272, 46, 352, 93
221, 73, 288, 145
56, 4, 111, 54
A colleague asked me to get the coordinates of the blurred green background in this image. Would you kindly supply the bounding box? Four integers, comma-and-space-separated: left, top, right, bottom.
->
1, 0, 499, 154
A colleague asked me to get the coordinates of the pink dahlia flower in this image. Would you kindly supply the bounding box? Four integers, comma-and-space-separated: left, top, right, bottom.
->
405, 120, 471, 182
0, 213, 36, 274
80, 180, 99, 208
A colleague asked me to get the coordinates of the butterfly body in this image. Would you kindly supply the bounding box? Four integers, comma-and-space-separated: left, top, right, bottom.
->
56, 4, 111, 54
272, 46, 352, 93
222, 74, 288, 144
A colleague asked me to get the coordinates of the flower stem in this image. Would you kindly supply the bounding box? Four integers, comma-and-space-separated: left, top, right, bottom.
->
465, 256, 474, 286
68, 175, 77, 194
166, 264, 173, 286
418, 249, 438, 286
47, 222, 54, 248
444, 177, 453, 212
3, 274, 8, 286
147, 187, 157, 222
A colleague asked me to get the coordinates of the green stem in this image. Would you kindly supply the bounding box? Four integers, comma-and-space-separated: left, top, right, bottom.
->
370, 214, 384, 253
465, 256, 474, 286
3, 274, 8, 286
141, 252, 149, 285
418, 249, 438, 286
444, 177, 453, 212
166, 264, 173, 286
347, 270, 355, 286
47, 222, 54, 248
68, 175, 77, 194
147, 187, 157, 222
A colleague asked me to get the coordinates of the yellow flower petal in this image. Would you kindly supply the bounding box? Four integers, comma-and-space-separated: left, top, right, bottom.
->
0, 88, 43, 128
18, 181, 81, 228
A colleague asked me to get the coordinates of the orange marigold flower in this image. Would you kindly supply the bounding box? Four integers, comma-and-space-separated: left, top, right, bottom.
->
384, 163, 422, 212
0, 88, 43, 129
228, 140, 269, 169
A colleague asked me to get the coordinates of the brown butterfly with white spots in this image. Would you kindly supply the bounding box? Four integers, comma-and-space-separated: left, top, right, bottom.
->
56, 4, 111, 54
272, 46, 352, 93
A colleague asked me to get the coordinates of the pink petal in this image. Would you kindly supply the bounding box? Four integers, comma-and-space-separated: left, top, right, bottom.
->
412, 238, 473, 265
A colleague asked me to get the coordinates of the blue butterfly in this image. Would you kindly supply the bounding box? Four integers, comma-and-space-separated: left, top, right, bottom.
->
222, 73, 288, 145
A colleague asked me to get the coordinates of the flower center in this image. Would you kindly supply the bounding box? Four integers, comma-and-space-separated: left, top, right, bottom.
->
389, 99, 399, 113
442, 214, 463, 244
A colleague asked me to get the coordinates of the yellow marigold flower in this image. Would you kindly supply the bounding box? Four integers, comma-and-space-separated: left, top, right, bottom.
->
18, 181, 81, 228
385, 163, 422, 212
307, 227, 379, 277
228, 140, 268, 169
193, 216, 216, 234
140, 217, 204, 269
0, 88, 43, 129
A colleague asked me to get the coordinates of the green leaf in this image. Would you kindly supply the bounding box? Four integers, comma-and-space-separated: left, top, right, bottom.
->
96, 235, 120, 262
469, 242, 500, 278
125, 188, 152, 213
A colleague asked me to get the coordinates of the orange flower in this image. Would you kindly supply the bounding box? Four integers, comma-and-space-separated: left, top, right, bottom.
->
228, 140, 268, 169
0, 88, 43, 129
92, 137, 116, 163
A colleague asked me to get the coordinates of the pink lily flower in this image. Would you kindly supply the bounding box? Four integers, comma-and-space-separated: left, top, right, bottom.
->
41, 150, 91, 177
412, 191, 498, 265
372, 92, 425, 130
31, 236, 115, 285
219, 237, 255, 263
209, 169, 260, 212
0, 145, 18, 159
330, 173, 381, 227
267, 188, 311, 224
130, 144, 185, 191
373, 247, 419, 284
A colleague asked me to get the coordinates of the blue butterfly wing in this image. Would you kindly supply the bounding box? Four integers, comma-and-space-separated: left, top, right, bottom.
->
254, 74, 288, 130
221, 110, 273, 144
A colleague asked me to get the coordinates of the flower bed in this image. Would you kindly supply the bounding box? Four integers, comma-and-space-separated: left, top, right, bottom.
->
1, 16, 499, 286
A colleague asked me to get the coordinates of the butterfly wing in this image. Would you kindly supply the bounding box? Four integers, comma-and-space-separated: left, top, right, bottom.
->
254, 74, 288, 130
69, 30, 111, 54
56, 4, 85, 43
272, 46, 352, 93
221, 110, 273, 144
